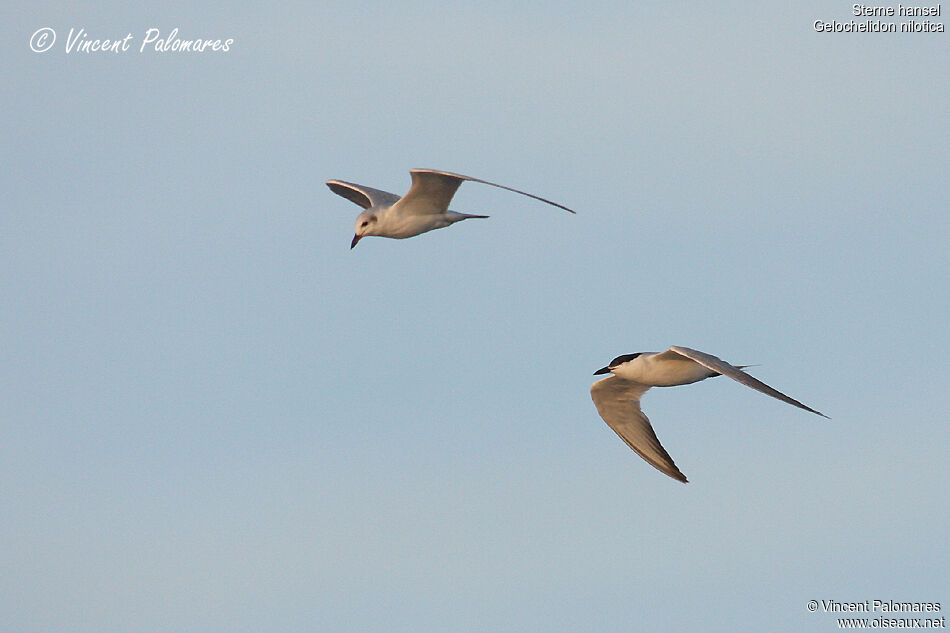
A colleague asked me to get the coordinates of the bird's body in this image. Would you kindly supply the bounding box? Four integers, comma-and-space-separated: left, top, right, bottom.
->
360, 206, 481, 241
590, 346, 827, 483
602, 351, 720, 386
326, 168, 575, 247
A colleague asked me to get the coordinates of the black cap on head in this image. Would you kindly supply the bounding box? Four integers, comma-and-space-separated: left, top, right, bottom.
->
593, 353, 642, 375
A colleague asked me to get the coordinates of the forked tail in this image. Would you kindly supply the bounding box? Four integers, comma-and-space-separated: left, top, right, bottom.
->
449, 211, 490, 222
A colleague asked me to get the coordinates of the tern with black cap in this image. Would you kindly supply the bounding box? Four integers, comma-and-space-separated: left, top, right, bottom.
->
590, 346, 828, 483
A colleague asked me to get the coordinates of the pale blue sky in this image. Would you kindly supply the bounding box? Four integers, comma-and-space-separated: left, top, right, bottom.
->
3, 2, 948, 632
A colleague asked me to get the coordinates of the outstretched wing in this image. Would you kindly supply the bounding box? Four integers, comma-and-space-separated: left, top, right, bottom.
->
668, 346, 828, 418
326, 180, 401, 209
396, 170, 467, 215
398, 168, 577, 216
590, 376, 688, 483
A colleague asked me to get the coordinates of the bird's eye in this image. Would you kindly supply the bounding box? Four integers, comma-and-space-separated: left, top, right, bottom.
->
360, 221, 369, 228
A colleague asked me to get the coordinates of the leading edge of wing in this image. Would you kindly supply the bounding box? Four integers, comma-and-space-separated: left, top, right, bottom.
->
410, 168, 577, 214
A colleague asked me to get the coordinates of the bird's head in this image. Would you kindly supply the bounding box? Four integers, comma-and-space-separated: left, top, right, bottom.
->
351, 211, 380, 248
594, 353, 641, 375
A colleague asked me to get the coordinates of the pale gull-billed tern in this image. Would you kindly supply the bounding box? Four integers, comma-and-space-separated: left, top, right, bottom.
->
326, 168, 576, 248
590, 346, 828, 483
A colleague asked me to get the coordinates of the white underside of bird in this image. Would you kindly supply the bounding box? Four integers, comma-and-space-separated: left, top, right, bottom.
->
590, 346, 828, 483
326, 168, 575, 248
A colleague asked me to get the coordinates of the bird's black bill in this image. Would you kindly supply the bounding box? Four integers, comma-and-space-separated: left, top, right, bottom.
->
593, 366, 611, 375
350, 234, 361, 249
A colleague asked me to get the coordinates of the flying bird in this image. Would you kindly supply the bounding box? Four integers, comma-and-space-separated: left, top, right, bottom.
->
326, 168, 576, 248
590, 346, 828, 483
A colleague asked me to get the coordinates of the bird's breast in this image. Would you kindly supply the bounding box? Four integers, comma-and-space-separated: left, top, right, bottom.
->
379, 210, 452, 239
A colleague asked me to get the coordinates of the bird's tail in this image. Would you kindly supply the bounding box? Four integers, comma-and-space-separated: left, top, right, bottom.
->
447, 211, 490, 224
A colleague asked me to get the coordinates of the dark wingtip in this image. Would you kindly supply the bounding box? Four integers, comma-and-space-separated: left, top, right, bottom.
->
665, 470, 689, 484
802, 404, 830, 419
593, 366, 611, 375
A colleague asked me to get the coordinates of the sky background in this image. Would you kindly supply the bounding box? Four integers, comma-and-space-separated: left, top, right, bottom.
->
3, 2, 948, 632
